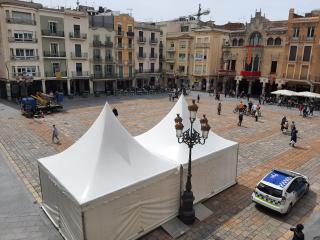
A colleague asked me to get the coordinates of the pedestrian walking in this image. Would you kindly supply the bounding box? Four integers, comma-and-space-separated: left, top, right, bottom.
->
217, 102, 222, 115
224, 89, 227, 98
289, 127, 298, 147
290, 121, 296, 134
112, 107, 119, 117
197, 94, 200, 103
298, 104, 304, 116
238, 110, 244, 126
281, 116, 287, 132
290, 224, 304, 240
255, 110, 258, 122
52, 125, 60, 144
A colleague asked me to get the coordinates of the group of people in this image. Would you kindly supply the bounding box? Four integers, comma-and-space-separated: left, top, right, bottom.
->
298, 103, 314, 118
281, 116, 298, 147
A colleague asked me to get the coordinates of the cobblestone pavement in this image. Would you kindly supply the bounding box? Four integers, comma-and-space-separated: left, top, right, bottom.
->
0, 92, 320, 239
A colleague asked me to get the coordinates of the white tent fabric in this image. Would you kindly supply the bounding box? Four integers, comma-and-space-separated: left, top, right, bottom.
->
271, 89, 297, 96
295, 91, 320, 98
135, 95, 239, 203
38, 103, 180, 240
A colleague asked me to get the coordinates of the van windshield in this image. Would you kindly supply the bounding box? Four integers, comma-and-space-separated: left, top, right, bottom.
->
257, 183, 283, 198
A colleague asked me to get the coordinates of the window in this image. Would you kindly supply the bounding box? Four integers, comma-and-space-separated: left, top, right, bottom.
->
252, 55, 259, 71
74, 25, 80, 34
50, 43, 58, 54
93, 35, 99, 41
139, 31, 143, 37
179, 53, 186, 61
151, 48, 155, 56
12, 11, 32, 21
106, 65, 113, 74
25, 49, 34, 57
52, 62, 60, 73
257, 183, 282, 198
249, 32, 262, 46
178, 66, 185, 73
238, 39, 244, 46
195, 65, 202, 73
150, 63, 155, 72
128, 25, 133, 32
203, 65, 206, 73
232, 39, 238, 46
14, 31, 33, 41
93, 49, 100, 58
128, 52, 132, 61
307, 26, 315, 38
270, 61, 277, 73
106, 36, 111, 43
16, 66, 36, 76
76, 63, 82, 73
15, 49, 24, 57
139, 47, 143, 57
75, 44, 81, 57
49, 22, 57, 33
267, 38, 274, 46
181, 26, 189, 32
274, 38, 282, 46
170, 64, 174, 70
106, 49, 112, 59
179, 41, 186, 49
231, 60, 236, 70
170, 43, 174, 48
289, 46, 297, 61
151, 32, 155, 40
139, 63, 143, 72
195, 52, 203, 61
303, 46, 312, 62
293, 27, 299, 38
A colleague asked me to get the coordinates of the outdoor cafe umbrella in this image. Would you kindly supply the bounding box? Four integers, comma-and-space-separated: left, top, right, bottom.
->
271, 89, 297, 96
295, 91, 320, 99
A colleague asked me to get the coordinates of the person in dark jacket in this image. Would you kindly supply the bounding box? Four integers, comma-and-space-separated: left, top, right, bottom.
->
281, 116, 287, 131
238, 110, 244, 126
290, 224, 304, 240
290, 127, 298, 147
197, 94, 200, 103
217, 102, 222, 115
112, 107, 118, 117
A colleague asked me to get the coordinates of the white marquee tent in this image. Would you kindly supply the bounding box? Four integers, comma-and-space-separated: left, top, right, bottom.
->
135, 96, 239, 203
38, 103, 180, 240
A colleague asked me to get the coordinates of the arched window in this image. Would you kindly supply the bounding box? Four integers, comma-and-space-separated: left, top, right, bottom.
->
249, 32, 262, 46
238, 38, 244, 46
232, 38, 238, 46
267, 38, 274, 46
274, 37, 282, 45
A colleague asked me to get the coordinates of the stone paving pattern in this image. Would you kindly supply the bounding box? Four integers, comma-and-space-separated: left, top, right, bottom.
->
0, 92, 320, 239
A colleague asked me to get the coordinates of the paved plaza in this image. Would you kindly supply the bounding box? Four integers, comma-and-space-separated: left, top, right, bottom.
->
0, 92, 320, 239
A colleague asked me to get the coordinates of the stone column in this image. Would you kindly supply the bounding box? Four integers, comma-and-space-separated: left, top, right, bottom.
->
6, 82, 11, 101
132, 78, 137, 88
89, 80, 94, 94
310, 84, 314, 92
277, 83, 282, 90
206, 77, 210, 91
222, 77, 227, 94
41, 80, 46, 94
261, 82, 266, 95
67, 79, 71, 95
235, 80, 240, 97
248, 81, 252, 95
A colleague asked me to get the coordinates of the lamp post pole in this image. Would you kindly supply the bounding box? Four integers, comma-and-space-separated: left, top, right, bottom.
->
174, 99, 210, 225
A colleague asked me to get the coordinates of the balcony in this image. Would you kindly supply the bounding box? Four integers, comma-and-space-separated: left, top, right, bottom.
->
6, 18, 36, 25
149, 53, 158, 59
290, 36, 301, 42
43, 51, 66, 58
71, 71, 90, 77
69, 32, 87, 40
166, 57, 175, 63
92, 56, 103, 63
105, 41, 113, 48
92, 72, 116, 79
195, 43, 210, 48
176, 70, 187, 76
136, 69, 160, 74
167, 47, 176, 52
149, 38, 158, 44
92, 40, 103, 47
70, 52, 88, 59
240, 71, 261, 77
105, 56, 114, 63
10, 55, 39, 61
41, 30, 65, 38
8, 37, 37, 43
127, 44, 134, 49
127, 31, 135, 38
137, 53, 146, 59
166, 69, 175, 74
116, 31, 124, 36
45, 71, 67, 78
218, 69, 236, 76
116, 44, 124, 49
12, 72, 41, 78
137, 37, 146, 44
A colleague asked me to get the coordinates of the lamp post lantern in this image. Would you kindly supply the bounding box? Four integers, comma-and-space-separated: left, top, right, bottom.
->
174, 99, 210, 225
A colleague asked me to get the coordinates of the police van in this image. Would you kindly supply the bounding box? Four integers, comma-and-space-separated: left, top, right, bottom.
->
252, 169, 309, 214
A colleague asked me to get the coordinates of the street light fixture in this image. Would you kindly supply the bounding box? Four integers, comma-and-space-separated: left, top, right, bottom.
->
174, 99, 210, 225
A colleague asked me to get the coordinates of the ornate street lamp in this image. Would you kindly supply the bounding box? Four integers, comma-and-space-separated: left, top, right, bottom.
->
174, 99, 210, 225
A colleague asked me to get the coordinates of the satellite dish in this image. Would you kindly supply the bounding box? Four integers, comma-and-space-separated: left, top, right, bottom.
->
202, 9, 210, 15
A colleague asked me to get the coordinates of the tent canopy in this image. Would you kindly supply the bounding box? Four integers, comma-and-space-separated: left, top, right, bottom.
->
295, 91, 320, 98
38, 103, 177, 205
135, 95, 237, 164
271, 89, 297, 96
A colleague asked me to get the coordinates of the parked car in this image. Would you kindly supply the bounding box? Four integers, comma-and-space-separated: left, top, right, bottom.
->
252, 169, 309, 214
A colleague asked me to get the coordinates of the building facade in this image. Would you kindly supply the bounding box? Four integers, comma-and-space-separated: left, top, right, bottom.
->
134, 22, 161, 88
282, 9, 320, 93
89, 14, 116, 93
114, 14, 134, 89
222, 11, 287, 96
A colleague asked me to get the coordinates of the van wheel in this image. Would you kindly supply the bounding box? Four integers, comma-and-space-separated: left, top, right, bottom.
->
305, 184, 310, 195
286, 203, 293, 214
